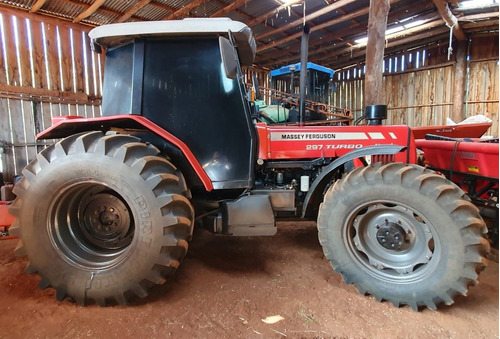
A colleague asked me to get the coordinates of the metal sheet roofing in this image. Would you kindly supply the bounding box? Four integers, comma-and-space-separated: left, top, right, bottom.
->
0, 0, 497, 69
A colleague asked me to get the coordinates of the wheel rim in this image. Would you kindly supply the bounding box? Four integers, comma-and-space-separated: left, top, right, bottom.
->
48, 181, 135, 269
345, 201, 439, 282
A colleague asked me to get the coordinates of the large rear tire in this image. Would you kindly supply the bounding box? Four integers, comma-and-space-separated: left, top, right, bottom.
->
9, 131, 194, 305
317, 163, 489, 310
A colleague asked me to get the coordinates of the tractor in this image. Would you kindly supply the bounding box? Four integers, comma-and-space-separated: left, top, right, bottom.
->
9, 18, 489, 310
257, 61, 350, 124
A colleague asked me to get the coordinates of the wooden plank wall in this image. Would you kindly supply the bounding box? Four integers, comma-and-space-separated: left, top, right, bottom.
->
332, 36, 499, 137
0, 8, 103, 181
467, 36, 499, 137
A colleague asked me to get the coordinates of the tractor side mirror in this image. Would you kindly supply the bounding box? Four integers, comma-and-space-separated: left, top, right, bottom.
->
219, 36, 237, 79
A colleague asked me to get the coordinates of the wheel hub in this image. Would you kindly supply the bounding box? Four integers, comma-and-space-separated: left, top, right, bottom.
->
376, 221, 407, 250
81, 193, 132, 249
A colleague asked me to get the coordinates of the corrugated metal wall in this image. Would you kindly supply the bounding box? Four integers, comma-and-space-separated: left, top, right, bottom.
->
0, 8, 103, 181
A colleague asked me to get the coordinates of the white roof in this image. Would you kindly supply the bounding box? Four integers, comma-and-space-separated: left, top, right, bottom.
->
89, 18, 256, 65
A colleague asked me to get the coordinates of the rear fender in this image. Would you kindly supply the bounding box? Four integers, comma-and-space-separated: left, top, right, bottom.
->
302, 144, 406, 218
37, 115, 213, 191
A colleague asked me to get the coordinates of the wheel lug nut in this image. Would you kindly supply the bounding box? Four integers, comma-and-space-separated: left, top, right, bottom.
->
109, 208, 114, 212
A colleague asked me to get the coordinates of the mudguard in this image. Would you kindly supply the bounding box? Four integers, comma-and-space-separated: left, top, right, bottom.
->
301, 144, 406, 218
37, 115, 213, 191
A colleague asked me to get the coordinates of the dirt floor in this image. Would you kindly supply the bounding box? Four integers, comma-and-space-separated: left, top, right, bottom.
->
0, 221, 498, 339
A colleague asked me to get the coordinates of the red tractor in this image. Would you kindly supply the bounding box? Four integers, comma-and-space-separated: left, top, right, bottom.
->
10, 18, 489, 310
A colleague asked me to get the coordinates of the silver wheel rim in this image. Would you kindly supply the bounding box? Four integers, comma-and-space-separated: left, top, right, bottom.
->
345, 201, 440, 283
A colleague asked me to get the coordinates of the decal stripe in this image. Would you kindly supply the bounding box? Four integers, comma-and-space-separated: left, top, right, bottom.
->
270, 132, 369, 141
368, 132, 384, 140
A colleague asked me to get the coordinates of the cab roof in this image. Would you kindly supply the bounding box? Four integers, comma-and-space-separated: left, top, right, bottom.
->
88, 18, 256, 65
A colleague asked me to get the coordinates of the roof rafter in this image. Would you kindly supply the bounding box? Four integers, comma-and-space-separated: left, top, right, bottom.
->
431, 0, 467, 40
259, 11, 442, 67
257, 0, 358, 41
257, 0, 404, 55
323, 31, 450, 70
162, 0, 206, 20
317, 20, 446, 65
246, 0, 303, 27
73, 0, 106, 23
211, 0, 248, 18
258, 1, 436, 64
29, 0, 48, 13
116, 0, 153, 23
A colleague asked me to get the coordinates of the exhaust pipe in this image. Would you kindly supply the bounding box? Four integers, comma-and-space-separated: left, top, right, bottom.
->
364, 105, 387, 125
298, 23, 310, 126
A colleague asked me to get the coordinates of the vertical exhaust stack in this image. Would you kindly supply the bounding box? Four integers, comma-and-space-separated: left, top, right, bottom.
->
364, 104, 387, 125
298, 23, 310, 126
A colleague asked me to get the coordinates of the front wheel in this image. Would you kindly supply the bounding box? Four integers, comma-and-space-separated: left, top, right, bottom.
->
10, 131, 194, 305
317, 163, 489, 310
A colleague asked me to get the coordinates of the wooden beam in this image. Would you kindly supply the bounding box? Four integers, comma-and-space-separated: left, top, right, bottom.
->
303, 15, 441, 64
458, 12, 499, 22
257, 0, 358, 41
284, 2, 335, 49
0, 83, 100, 105
257, 0, 403, 54
257, 5, 369, 53
257, 1, 432, 65
246, 0, 303, 27
452, 40, 467, 122
211, 0, 248, 18
29, 0, 48, 13
73, 0, 106, 23
0, 5, 95, 30
432, 0, 467, 40
58, 0, 126, 23
315, 22, 446, 66
454, 3, 499, 12
364, 0, 391, 106
163, 0, 205, 20
149, 1, 177, 13
116, 0, 152, 23
321, 32, 450, 70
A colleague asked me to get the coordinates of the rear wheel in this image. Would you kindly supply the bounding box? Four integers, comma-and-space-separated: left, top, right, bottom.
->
317, 163, 489, 310
10, 131, 194, 305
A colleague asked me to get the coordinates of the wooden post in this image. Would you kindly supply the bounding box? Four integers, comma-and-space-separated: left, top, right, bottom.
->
364, 0, 391, 106
452, 40, 468, 122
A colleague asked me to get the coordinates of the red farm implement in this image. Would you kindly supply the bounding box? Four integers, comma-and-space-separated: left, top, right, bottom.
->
416, 135, 499, 247
0, 201, 16, 240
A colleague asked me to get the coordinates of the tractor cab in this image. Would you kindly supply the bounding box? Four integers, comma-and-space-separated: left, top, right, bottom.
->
89, 18, 257, 190
271, 62, 334, 104
256, 62, 350, 124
